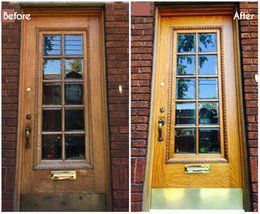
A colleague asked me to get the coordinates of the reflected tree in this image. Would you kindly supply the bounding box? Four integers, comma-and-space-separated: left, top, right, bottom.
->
176, 33, 216, 98
177, 34, 195, 52
66, 60, 82, 79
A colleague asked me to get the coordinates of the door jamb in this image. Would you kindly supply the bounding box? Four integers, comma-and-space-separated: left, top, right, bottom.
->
142, 3, 251, 211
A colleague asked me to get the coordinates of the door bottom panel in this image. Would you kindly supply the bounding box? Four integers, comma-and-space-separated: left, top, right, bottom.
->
20, 192, 106, 211
151, 188, 243, 209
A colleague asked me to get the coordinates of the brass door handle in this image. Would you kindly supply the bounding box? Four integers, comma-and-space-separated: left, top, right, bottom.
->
158, 118, 164, 141
25, 125, 32, 149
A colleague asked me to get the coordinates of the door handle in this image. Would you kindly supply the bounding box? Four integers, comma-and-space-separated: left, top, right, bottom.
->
158, 118, 165, 141
25, 125, 32, 149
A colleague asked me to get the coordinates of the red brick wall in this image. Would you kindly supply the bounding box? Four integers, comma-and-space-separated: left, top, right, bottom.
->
2, 2, 21, 211
239, 2, 258, 212
105, 3, 129, 211
131, 2, 155, 211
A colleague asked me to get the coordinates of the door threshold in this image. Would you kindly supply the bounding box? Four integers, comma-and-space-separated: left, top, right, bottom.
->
151, 188, 243, 210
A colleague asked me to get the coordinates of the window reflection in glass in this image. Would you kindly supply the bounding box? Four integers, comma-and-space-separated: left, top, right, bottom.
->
43, 83, 61, 105
65, 84, 83, 105
43, 59, 61, 80
199, 78, 218, 99
199, 55, 217, 75
176, 102, 196, 125
198, 33, 217, 52
42, 109, 61, 131
177, 34, 196, 53
65, 35, 83, 55
65, 59, 83, 79
65, 109, 84, 131
65, 135, 85, 159
42, 135, 62, 159
177, 56, 195, 75
43, 35, 61, 56
199, 102, 219, 125
199, 128, 220, 153
175, 128, 196, 153
177, 78, 196, 99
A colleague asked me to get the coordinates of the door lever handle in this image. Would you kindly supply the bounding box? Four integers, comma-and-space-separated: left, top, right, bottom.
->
25, 125, 32, 149
158, 118, 165, 141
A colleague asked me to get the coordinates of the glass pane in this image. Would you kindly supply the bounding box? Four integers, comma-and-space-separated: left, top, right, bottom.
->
65, 35, 83, 55
199, 102, 219, 125
65, 59, 83, 79
177, 34, 196, 53
65, 109, 84, 131
65, 84, 83, 105
198, 55, 218, 75
43, 59, 61, 80
199, 78, 218, 99
198, 33, 217, 52
43, 35, 61, 56
42, 109, 61, 131
177, 56, 195, 75
176, 78, 195, 99
175, 128, 196, 153
43, 83, 61, 105
176, 102, 195, 125
199, 128, 220, 153
42, 135, 62, 159
65, 135, 85, 159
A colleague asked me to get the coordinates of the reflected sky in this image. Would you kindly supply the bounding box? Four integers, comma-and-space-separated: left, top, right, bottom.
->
199, 55, 218, 75
43, 59, 61, 79
199, 78, 218, 99
199, 33, 217, 52
65, 35, 83, 55
177, 56, 195, 75
43, 35, 61, 56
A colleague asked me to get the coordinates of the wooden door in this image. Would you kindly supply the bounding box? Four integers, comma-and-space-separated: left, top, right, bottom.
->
16, 9, 110, 211
151, 14, 244, 191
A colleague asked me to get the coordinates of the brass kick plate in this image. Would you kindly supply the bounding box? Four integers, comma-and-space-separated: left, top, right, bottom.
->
185, 164, 211, 174
51, 171, 76, 180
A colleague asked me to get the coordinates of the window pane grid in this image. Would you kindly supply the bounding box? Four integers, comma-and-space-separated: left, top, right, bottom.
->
42, 33, 86, 161
174, 31, 221, 155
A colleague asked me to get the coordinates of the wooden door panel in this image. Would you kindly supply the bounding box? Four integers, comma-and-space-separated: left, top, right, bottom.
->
151, 15, 243, 189
18, 9, 110, 211
164, 163, 230, 188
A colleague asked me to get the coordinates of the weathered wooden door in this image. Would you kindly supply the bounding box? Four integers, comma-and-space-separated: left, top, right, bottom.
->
16, 9, 110, 211
150, 9, 245, 209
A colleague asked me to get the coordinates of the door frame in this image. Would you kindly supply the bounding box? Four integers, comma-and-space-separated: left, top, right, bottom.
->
142, 3, 251, 211
13, 7, 111, 211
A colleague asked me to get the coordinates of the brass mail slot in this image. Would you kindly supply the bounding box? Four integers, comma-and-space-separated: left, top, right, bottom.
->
185, 164, 211, 174
51, 171, 76, 180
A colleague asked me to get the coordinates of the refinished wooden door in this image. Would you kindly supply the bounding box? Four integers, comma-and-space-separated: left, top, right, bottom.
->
16, 9, 110, 211
151, 13, 244, 197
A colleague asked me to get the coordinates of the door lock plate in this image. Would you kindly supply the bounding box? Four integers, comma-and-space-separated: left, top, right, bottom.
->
185, 164, 211, 174
51, 171, 76, 180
